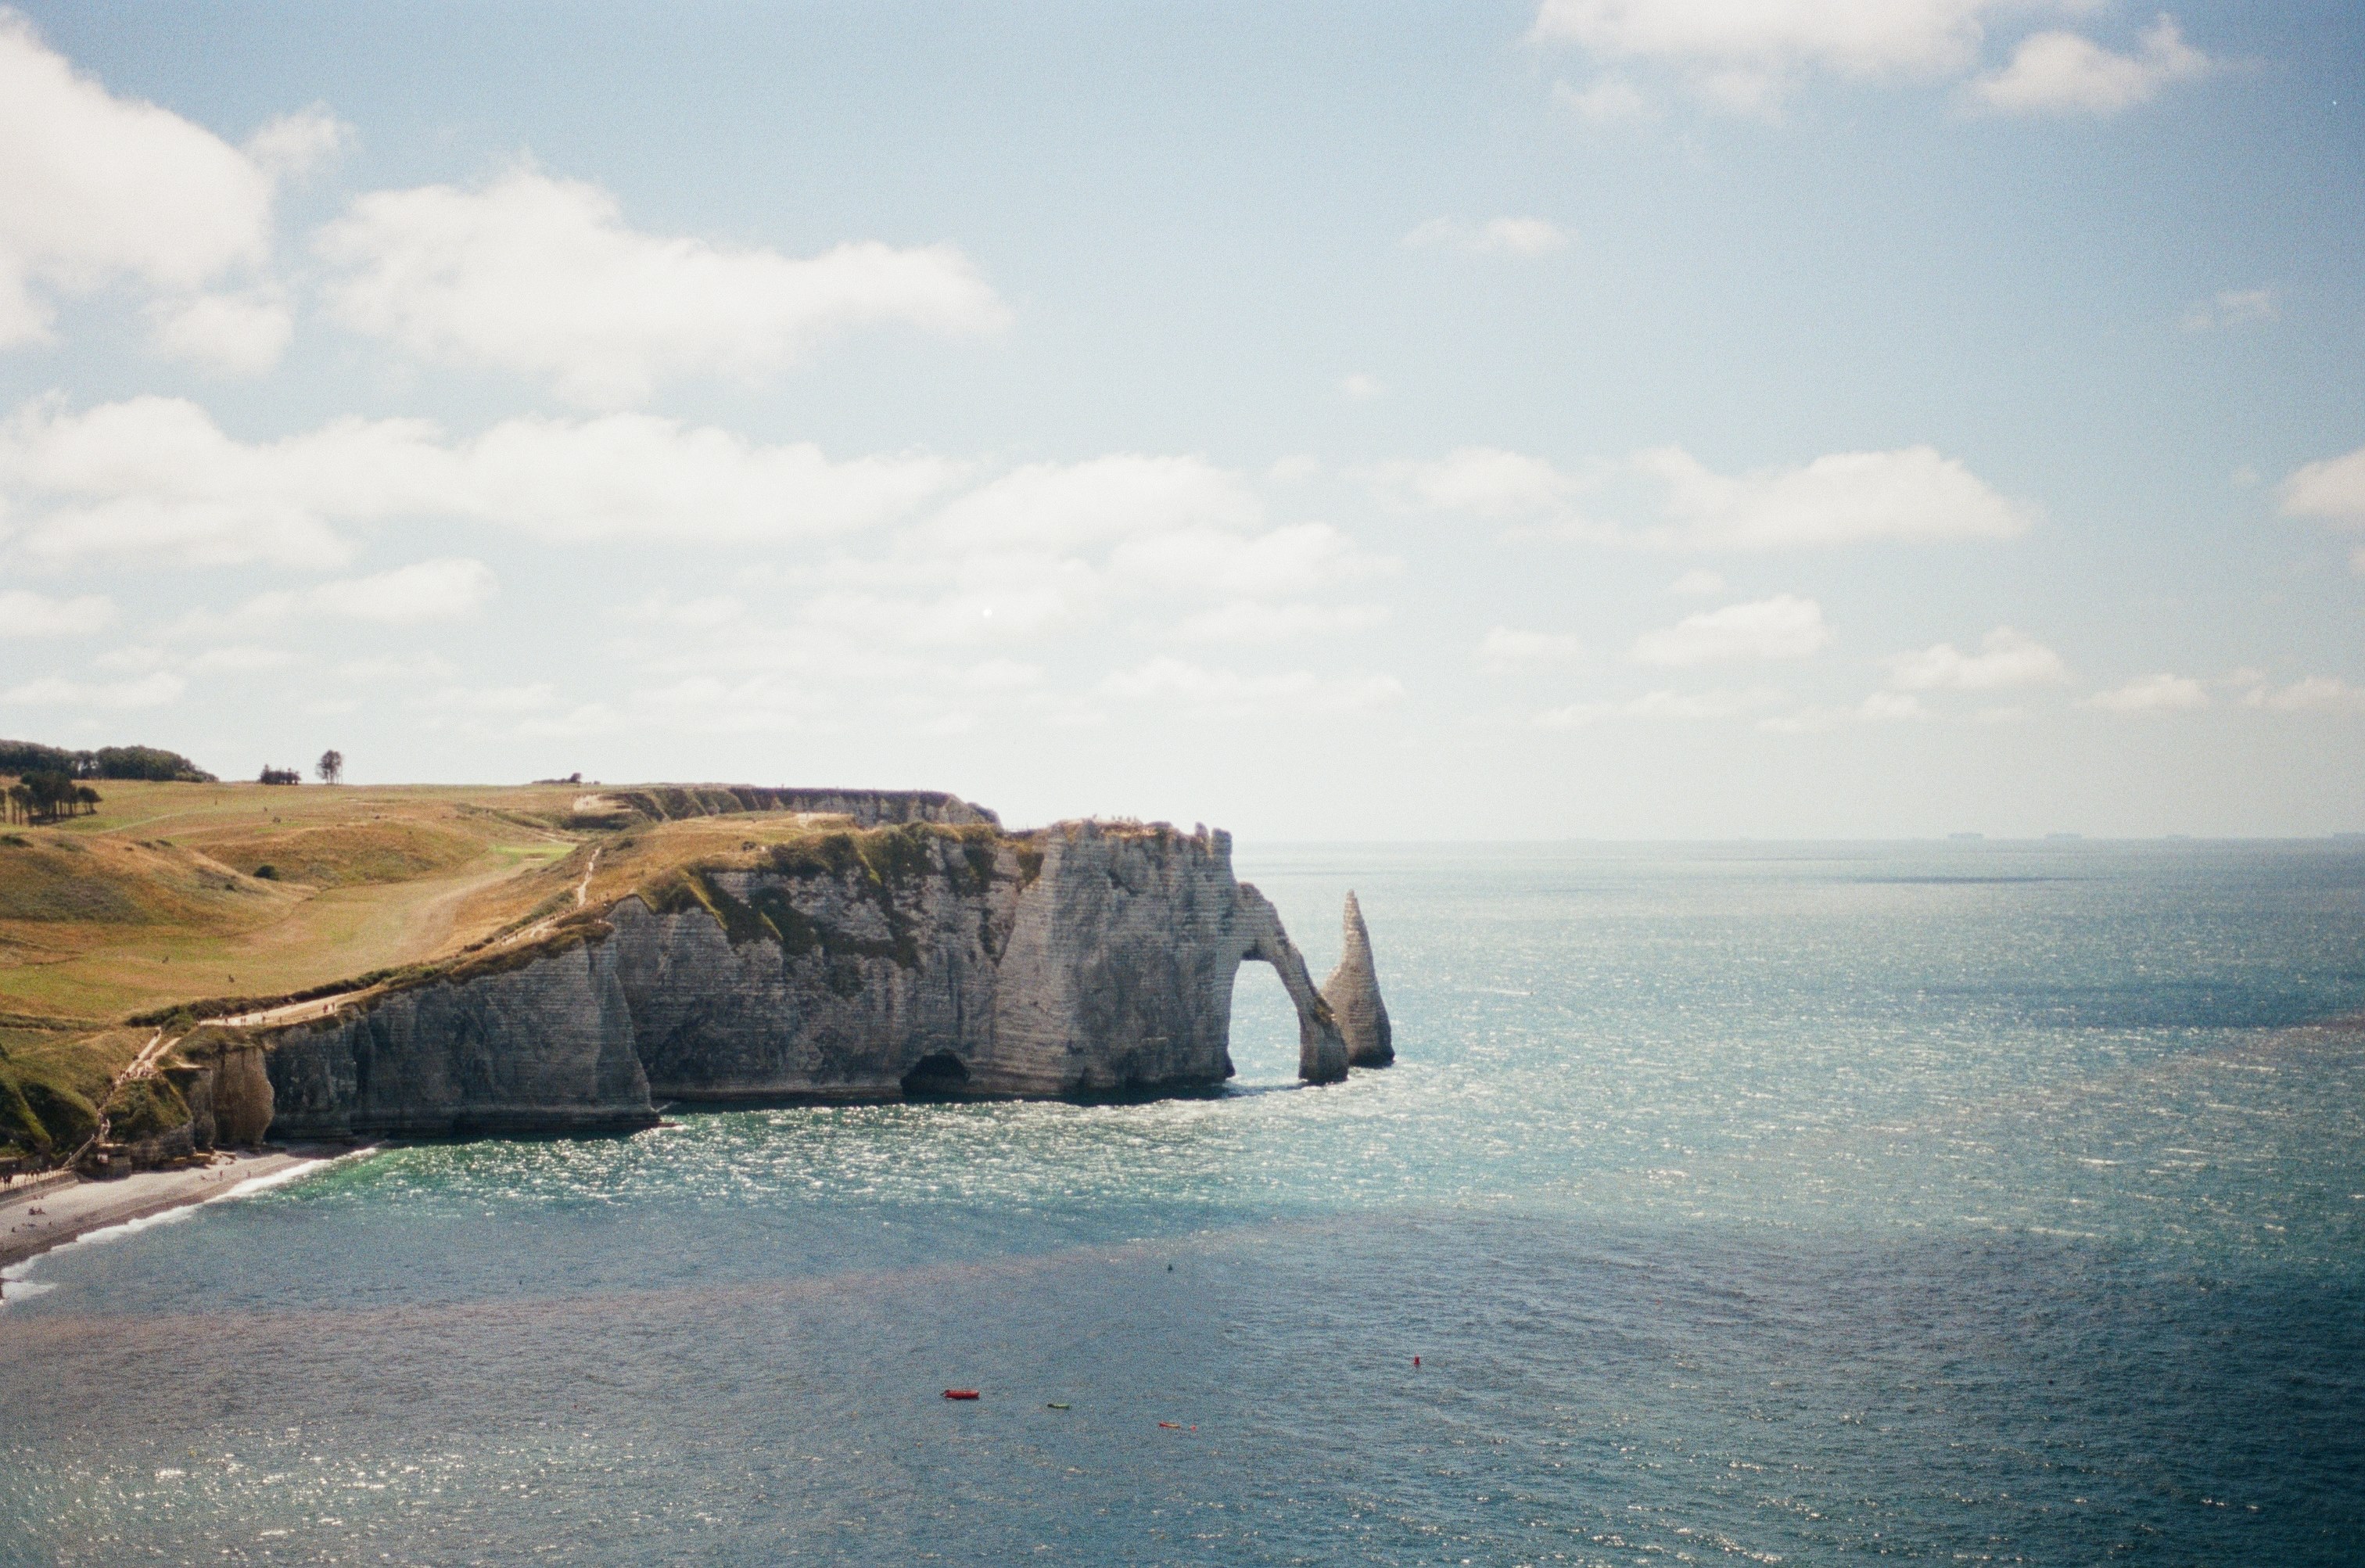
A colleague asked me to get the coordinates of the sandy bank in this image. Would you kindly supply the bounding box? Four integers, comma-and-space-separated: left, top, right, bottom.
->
0, 1146, 366, 1277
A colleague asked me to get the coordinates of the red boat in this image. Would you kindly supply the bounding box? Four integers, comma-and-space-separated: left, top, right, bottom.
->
942, 1389, 981, 1400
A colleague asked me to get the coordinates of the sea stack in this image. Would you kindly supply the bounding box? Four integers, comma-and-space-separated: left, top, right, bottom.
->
1320, 891, 1394, 1067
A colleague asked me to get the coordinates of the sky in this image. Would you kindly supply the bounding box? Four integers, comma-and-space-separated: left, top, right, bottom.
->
0, 1, 2359, 840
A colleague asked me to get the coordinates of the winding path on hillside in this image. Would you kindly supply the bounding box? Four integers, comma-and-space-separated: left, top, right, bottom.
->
203, 849, 603, 1033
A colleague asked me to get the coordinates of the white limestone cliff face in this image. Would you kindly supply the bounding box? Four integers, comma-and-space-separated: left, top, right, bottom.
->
261, 819, 1355, 1138
981, 823, 1348, 1093
265, 942, 655, 1139
1319, 891, 1394, 1067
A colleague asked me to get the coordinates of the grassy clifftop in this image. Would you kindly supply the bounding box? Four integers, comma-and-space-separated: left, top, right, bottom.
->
0, 781, 584, 1027
0, 779, 1019, 1164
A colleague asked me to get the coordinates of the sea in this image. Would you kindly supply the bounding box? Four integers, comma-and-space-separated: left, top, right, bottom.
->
3, 840, 2362, 1566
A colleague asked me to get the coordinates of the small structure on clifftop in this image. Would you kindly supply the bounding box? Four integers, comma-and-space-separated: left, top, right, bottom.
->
1320, 892, 1394, 1067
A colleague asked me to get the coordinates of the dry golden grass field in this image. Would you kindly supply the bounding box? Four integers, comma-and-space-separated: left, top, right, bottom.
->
0, 779, 1023, 1162
0, 780, 594, 1027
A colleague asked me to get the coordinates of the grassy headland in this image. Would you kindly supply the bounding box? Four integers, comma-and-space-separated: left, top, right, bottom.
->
0, 777, 1025, 1165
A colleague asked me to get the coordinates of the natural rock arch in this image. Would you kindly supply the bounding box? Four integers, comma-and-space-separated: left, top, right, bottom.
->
1229, 885, 1350, 1083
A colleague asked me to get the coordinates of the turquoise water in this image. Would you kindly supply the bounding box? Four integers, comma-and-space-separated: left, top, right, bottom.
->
4, 841, 2362, 1565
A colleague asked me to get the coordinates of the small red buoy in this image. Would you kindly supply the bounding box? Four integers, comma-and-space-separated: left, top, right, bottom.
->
1413, 1356, 1420, 1368
943, 1389, 980, 1401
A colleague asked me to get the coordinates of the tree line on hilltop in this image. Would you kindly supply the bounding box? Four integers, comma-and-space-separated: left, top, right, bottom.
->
0, 740, 353, 826
0, 738, 215, 782
0, 738, 217, 825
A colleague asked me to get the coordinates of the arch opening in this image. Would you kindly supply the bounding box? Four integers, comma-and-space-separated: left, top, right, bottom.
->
1226, 956, 1304, 1085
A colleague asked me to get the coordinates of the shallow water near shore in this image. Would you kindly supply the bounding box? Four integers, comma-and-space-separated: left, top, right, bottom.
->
3, 840, 2363, 1565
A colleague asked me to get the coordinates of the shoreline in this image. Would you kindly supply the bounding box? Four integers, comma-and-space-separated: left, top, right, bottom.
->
0, 1145, 371, 1282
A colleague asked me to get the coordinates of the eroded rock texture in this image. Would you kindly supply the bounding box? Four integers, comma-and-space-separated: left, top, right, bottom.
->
263, 819, 1357, 1139
267, 942, 655, 1139
1319, 891, 1394, 1067
168, 1040, 275, 1150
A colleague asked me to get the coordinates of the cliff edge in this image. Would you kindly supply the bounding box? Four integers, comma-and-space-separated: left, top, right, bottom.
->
258, 812, 1362, 1139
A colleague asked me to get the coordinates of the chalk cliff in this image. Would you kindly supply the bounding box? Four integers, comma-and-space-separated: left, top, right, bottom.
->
174, 1039, 275, 1149
1319, 891, 1394, 1067
262, 816, 1357, 1139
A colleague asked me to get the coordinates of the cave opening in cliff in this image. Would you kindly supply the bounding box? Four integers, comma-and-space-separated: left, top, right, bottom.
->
899, 1051, 971, 1100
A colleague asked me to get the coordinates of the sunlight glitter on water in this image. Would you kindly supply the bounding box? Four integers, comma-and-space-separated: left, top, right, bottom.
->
3, 841, 2361, 1565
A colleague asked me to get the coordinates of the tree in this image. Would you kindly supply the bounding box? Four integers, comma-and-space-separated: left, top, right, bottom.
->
20, 772, 73, 822
316, 749, 344, 785
0, 739, 214, 781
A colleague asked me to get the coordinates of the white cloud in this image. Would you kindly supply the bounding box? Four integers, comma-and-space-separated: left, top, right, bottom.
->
454, 414, 964, 544
1404, 217, 1572, 257
183, 558, 497, 635
1531, 0, 1997, 76
0, 396, 963, 566
598, 452, 1395, 727
1528, 0, 2005, 113
316, 167, 1010, 407
306, 558, 496, 624
1, 395, 432, 567
1340, 373, 1385, 401
242, 104, 350, 179
1530, 3, 2212, 119
0, 587, 113, 636
1368, 447, 1583, 519
1094, 658, 1403, 717
1968, 16, 2210, 117
520, 701, 626, 739
0, 17, 312, 367
849, 460, 1388, 648
0, 669, 181, 709
334, 654, 456, 683
1176, 600, 1389, 644
104, 640, 372, 676
1887, 626, 2069, 691
148, 290, 292, 377
928, 455, 1258, 551
1554, 77, 1655, 123
953, 658, 1044, 691
1373, 442, 2027, 549
1859, 689, 1923, 722
1477, 626, 1584, 673
1110, 520, 1376, 600
1670, 569, 1726, 596
1534, 685, 1784, 729
1631, 594, 1832, 666
2243, 676, 2365, 715
1758, 690, 1925, 733
1633, 443, 2032, 549
2281, 444, 2365, 528
2083, 673, 2209, 713
623, 593, 748, 630
2180, 287, 2277, 332
188, 644, 296, 673
417, 681, 554, 715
